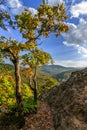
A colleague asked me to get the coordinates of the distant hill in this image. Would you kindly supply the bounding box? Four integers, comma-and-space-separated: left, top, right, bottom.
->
41, 65, 77, 75
54, 70, 74, 82
41, 65, 79, 82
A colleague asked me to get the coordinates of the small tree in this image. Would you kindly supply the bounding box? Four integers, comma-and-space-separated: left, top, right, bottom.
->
0, 37, 36, 116
15, 2, 68, 106
15, 3, 68, 100
22, 47, 52, 104
0, 37, 23, 116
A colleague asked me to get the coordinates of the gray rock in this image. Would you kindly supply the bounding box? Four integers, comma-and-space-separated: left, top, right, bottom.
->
42, 68, 87, 130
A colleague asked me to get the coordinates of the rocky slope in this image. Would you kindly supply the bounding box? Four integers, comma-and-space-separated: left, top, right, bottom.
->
41, 68, 87, 130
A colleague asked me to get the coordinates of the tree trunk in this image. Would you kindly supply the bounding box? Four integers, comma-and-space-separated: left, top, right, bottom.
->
33, 79, 37, 104
14, 60, 24, 117
33, 77, 38, 114
33, 66, 38, 104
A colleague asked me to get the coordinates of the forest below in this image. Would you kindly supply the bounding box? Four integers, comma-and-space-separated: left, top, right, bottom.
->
0, 63, 58, 110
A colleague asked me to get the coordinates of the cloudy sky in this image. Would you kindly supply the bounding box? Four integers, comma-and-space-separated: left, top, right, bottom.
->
0, 0, 87, 67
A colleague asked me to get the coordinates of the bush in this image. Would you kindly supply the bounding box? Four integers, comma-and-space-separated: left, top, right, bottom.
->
0, 76, 15, 109
37, 73, 58, 93
0, 76, 34, 113
23, 96, 39, 114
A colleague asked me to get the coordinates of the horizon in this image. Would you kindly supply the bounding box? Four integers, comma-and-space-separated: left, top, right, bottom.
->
0, 62, 86, 69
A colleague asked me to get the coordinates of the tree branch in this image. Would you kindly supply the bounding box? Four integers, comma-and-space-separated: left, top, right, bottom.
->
4, 47, 16, 60
25, 34, 41, 44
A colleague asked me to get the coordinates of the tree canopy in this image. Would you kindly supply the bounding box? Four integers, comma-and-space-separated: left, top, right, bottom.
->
15, 3, 68, 41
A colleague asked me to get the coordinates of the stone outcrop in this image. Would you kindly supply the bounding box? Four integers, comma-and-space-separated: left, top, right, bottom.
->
42, 68, 87, 130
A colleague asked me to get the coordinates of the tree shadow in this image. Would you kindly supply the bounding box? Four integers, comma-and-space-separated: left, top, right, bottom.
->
0, 112, 25, 129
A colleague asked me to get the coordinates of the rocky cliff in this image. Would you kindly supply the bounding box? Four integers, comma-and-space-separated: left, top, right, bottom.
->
42, 68, 87, 130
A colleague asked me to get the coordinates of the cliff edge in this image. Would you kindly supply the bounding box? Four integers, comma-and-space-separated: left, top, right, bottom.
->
42, 68, 87, 130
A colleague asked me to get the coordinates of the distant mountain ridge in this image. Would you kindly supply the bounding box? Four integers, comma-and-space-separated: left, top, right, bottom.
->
41, 65, 80, 82
41, 65, 77, 75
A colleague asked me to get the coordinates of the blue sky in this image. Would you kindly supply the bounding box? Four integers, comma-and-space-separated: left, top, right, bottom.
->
0, 0, 87, 67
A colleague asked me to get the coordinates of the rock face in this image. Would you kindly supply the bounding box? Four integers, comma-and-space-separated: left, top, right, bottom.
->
43, 68, 87, 130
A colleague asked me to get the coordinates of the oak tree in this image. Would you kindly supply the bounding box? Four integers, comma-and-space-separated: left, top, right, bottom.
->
22, 47, 52, 104
14, 2, 68, 107
0, 37, 35, 116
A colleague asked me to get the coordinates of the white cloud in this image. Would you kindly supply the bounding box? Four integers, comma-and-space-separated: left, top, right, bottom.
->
55, 60, 87, 67
7, 0, 37, 15
71, 1, 87, 17
28, 8, 38, 16
77, 45, 87, 57
63, 18, 87, 57
8, 0, 22, 8
48, 0, 64, 6
7, 0, 24, 14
